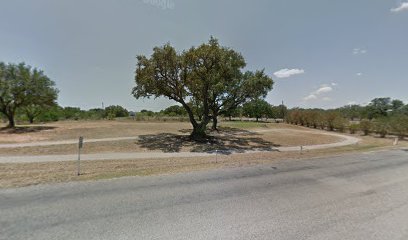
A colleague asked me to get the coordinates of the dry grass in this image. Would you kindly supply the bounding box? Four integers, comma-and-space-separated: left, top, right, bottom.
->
2, 120, 406, 189
0, 120, 193, 143
0, 122, 342, 156
1, 134, 406, 189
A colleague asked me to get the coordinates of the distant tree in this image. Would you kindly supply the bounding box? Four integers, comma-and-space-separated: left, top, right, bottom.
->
372, 117, 389, 138
23, 104, 55, 124
37, 106, 63, 122
139, 109, 155, 117
366, 98, 392, 119
0, 62, 58, 127
104, 105, 129, 118
161, 105, 187, 116
338, 104, 365, 120
391, 99, 404, 111
62, 107, 82, 120
242, 98, 271, 122
359, 119, 372, 136
389, 114, 408, 139
349, 123, 360, 134
399, 104, 408, 116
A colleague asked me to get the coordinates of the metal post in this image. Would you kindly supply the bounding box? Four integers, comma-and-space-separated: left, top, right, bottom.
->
77, 147, 81, 176
215, 150, 218, 164
300, 146, 303, 154
77, 136, 83, 176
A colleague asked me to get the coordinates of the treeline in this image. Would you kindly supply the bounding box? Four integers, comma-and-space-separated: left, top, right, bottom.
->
286, 98, 408, 139
136, 99, 288, 122
1, 105, 130, 124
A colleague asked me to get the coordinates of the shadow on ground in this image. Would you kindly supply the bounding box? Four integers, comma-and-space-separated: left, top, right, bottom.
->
0, 126, 57, 134
137, 127, 280, 155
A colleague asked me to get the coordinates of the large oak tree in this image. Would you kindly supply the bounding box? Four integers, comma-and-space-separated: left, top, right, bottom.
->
0, 62, 58, 128
132, 38, 273, 139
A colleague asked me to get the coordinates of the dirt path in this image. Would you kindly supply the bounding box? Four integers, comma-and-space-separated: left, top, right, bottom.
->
0, 131, 360, 163
0, 136, 141, 148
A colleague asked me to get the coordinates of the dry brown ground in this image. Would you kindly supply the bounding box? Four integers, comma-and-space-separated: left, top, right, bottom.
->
0, 120, 192, 143
2, 120, 406, 188
1, 135, 407, 188
0, 120, 342, 156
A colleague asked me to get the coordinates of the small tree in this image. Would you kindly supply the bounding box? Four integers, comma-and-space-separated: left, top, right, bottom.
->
104, 105, 129, 118
359, 119, 372, 136
242, 98, 271, 122
349, 123, 360, 134
161, 105, 187, 116
389, 114, 408, 139
324, 111, 341, 131
372, 118, 389, 138
0, 62, 58, 128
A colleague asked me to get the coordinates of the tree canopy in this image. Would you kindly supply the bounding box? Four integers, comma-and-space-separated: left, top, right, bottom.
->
132, 37, 273, 139
0, 62, 58, 127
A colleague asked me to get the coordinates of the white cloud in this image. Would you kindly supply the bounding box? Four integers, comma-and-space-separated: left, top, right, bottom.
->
353, 48, 367, 55
391, 2, 408, 12
273, 68, 305, 78
356, 72, 363, 76
303, 84, 336, 101
303, 94, 317, 101
315, 86, 333, 94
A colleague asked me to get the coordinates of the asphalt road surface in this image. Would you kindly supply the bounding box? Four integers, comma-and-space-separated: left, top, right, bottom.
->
1, 149, 408, 240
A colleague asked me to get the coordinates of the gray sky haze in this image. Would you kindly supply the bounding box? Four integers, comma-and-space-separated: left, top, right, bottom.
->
1, 0, 407, 111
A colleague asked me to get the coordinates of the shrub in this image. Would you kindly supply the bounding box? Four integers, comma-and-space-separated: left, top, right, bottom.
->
373, 118, 389, 138
359, 119, 372, 136
349, 123, 360, 134
389, 115, 408, 139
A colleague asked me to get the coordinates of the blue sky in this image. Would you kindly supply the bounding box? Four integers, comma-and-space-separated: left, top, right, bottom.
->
1, 0, 407, 111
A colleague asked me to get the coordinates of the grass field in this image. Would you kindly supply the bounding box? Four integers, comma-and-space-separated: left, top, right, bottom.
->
0, 120, 343, 155
1, 120, 406, 188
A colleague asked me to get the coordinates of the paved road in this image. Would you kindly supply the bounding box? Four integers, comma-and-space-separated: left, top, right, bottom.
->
2, 149, 408, 240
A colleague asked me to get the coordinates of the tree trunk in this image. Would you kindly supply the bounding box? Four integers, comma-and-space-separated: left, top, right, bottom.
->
29, 116, 34, 124
7, 114, 15, 128
211, 115, 218, 131
190, 123, 207, 141
180, 101, 209, 141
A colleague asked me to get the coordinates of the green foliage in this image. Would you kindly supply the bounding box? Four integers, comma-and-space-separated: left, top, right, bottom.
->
161, 105, 187, 116
324, 111, 341, 131
333, 116, 348, 132
104, 105, 129, 118
359, 119, 372, 136
37, 106, 62, 122
389, 114, 408, 139
242, 99, 272, 121
62, 107, 82, 120
366, 97, 392, 119
285, 98, 407, 138
0, 62, 58, 127
132, 37, 273, 138
349, 123, 360, 134
372, 118, 389, 138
